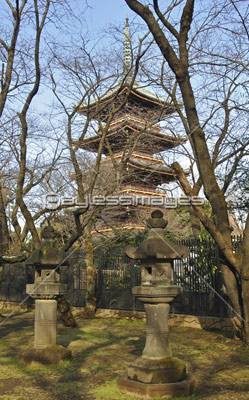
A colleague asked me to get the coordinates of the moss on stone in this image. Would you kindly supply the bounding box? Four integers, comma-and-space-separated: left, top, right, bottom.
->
19, 345, 72, 366
128, 356, 187, 383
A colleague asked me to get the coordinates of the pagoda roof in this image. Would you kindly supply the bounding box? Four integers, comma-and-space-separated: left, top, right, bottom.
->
85, 79, 172, 106
78, 79, 176, 122
101, 156, 178, 185
122, 157, 189, 185
77, 116, 186, 154
128, 157, 172, 172
78, 18, 180, 123
127, 158, 176, 181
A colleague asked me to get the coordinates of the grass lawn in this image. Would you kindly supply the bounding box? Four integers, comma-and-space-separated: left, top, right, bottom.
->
0, 309, 249, 400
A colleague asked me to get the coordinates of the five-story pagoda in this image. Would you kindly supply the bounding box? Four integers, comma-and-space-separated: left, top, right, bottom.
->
77, 19, 186, 234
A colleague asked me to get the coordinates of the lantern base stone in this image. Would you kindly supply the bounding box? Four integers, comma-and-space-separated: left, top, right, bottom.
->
128, 356, 186, 384
117, 374, 195, 399
19, 345, 72, 366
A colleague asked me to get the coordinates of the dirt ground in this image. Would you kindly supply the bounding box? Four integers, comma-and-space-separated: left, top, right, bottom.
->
0, 309, 249, 400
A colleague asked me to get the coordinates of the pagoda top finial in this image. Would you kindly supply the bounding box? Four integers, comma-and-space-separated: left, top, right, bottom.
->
123, 17, 132, 76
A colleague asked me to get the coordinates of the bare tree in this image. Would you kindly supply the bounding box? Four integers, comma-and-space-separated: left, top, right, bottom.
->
0, 0, 92, 253
124, 0, 249, 342
46, 27, 147, 314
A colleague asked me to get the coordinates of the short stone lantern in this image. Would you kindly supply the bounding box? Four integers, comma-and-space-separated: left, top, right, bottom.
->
19, 225, 72, 366
117, 210, 195, 399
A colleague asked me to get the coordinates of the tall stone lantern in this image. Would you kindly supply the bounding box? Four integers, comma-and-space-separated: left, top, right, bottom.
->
117, 210, 195, 399
19, 225, 72, 366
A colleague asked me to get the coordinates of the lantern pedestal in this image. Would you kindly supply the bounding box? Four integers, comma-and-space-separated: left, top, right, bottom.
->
34, 299, 57, 347
117, 374, 195, 399
117, 286, 195, 398
19, 225, 72, 366
117, 209, 196, 398
19, 287, 71, 366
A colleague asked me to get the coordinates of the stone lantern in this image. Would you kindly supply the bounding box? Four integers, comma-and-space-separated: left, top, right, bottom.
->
19, 225, 72, 365
117, 210, 195, 398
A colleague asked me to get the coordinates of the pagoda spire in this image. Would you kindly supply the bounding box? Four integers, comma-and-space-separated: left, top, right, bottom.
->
123, 17, 132, 76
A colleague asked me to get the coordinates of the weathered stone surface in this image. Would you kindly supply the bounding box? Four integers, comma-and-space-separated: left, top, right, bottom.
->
19, 345, 72, 366
26, 226, 68, 300
117, 374, 195, 399
126, 210, 190, 262
24, 224, 75, 346
26, 225, 66, 267
132, 286, 182, 303
34, 300, 57, 347
126, 238, 190, 261
118, 211, 195, 398
147, 210, 168, 229
26, 283, 67, 298
141, 261, 173, 286
141, 303, 172, 359
128, 357, 186, 384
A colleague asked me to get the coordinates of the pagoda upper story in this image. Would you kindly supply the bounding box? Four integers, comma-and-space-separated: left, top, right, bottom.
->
78, 113, 185, 154
77, 18, 186, 198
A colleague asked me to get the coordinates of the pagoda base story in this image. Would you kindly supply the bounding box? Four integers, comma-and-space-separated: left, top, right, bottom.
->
92, 204, 171, 236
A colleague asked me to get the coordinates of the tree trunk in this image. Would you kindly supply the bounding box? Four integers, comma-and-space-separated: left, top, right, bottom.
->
240, 265, 249, 342
124, 0, 249, 343
221, 265, 241, 315
188, 205, 201, 237
84, 229, 96, 318
0, 183, 10, 254
57, 295, 77, 327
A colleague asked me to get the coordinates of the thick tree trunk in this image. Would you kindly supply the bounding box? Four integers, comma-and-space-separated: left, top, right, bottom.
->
124, 0, 249, 342
57, 295, 77, 327
84, 230, 96, 318
240, 263, 249, 342
220, 262, 249, 343
188, 206, 201, 237
221, 264, 243, 332
221, 265, 241, 315
0, 183, 10, 254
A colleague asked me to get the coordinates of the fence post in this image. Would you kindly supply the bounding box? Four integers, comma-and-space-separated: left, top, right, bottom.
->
130, 259, 136, 311
96, 266, 103, 309
6, 264, 10, 302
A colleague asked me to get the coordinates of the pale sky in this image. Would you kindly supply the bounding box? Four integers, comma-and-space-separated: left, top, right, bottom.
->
84, 0, 133, 31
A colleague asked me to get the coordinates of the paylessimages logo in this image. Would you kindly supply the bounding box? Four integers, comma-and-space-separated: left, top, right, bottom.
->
44, 192, 204, 210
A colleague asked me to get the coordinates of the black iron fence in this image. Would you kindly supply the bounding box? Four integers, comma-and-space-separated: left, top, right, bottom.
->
96, 257, 142, 311
0, 237, 243, 318
0, 263, 34, 305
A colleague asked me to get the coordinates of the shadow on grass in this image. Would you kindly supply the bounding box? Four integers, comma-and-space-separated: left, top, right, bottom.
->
0, 311, 33, 340
1, 314, 249, 400
26, 325, 145, 400
0, 315, 145, 400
